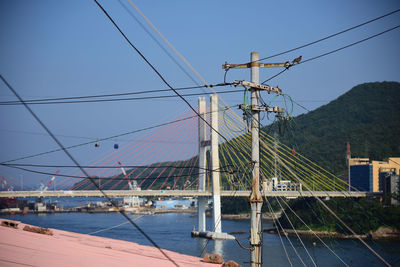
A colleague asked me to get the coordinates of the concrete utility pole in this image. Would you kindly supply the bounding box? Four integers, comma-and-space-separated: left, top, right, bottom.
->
211, 94, 221, 233
197, 97, 208, 232
222, 52, 292, 267
249, 52, 263, 267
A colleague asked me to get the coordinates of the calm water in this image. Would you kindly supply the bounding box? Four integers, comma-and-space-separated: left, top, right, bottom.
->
2, 211, 400, 267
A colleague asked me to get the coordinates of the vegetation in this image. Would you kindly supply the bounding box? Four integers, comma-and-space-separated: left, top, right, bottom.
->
73, 82, 400, 192
221, 197, 280, 214
278, 198, 400, 234
265, 81, 400, 176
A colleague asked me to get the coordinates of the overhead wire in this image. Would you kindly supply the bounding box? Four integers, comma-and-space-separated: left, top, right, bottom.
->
264, 195, 300, 266
255, 8, 400, 62
0, 83, 230, 105
299, 24, 400, 66
259, 137, 392, 267
1, 104, 236, 164
124, 0, 251, 146
0, 74, 180, 267
275, 196, 318, 267
87, 214, 144, 235
277, 196, 349, 266
117, 0, 202, 88
1, 163, 232, 188
1, 163, 217, 170
93, 0, 242, 160
260, 24, 400, 84
0, 87, 239, 105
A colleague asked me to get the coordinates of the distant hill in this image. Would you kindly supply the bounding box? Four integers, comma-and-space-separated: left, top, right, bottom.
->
73, 82, 400, 189
267, 81, 400, 176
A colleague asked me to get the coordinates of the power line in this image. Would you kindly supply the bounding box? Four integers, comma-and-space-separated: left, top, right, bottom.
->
93, 0, 242, 158
0, 73, 181, 267
256, 8, 400, 62
0, 87, 240, 105
299, 24, 400, 65
2, 162, 235, 171
2, 164, 233, 181
117, 0, 203, 90
0, 83, 232, 105
261, 24, 400, 83
261, 69, 287, 84
1, 104, 236, 164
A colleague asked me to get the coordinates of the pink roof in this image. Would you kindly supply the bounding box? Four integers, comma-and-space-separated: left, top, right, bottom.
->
0, 219, 217, 267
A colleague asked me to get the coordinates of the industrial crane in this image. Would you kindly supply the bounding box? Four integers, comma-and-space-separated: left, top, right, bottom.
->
40, 170, 60, 192
117, 161, 137, 190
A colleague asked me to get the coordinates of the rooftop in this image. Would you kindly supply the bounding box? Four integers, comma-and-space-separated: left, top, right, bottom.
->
0, 219, 217, 267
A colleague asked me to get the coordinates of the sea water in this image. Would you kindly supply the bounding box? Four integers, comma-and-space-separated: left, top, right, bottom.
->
2, 212, 400, 266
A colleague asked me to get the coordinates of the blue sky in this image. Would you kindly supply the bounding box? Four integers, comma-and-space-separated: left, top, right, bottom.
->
0, 0, 399, 188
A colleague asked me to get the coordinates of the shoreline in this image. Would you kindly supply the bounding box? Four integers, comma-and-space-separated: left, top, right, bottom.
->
222, 211, 281, 220
264, 226, 400, 241
0, 207, 198, 215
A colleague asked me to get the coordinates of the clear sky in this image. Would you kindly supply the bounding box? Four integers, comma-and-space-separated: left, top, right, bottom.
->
1, 0, 399, 188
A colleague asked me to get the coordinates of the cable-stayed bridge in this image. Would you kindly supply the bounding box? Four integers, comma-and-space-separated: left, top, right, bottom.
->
1, 95, 376, 242
0, 190, 375, 198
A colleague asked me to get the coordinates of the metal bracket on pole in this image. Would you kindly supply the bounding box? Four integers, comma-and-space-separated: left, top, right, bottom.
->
233, 80, 282, 94
222, 61, 291, 70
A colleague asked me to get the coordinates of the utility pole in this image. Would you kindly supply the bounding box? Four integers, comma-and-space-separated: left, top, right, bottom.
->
211, 94, 221, 233
249, 52, 263, 267
223, 52, 294, 267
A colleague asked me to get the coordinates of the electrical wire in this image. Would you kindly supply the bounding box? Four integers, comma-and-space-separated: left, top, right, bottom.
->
0, 87, 239, 105
259, 137, 392, 266
278, 196, 349, 266
1, 104, 236, 164
87, 215, 144, 235
0, 84, 229, 104
93, 0, 244, 162
260, 24, 400, 84
256, 8, 400, 62
1, 73, 180, 267
117, 0, 202, 88
2, 163, 224, 171
1, 164, 232, 182
275, 197, 317, 267
299, 24, 400, 66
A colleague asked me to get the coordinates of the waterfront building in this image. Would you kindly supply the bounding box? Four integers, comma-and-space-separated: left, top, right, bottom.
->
381, 173, 399, 206
349, 157, 400, 192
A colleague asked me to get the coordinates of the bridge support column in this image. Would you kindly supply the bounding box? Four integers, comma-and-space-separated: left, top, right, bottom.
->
197, 97, 207, 232
210, 94, 221, 233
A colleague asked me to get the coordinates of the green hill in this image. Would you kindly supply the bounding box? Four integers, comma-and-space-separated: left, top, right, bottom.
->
267, 81, 400, 176
73, 81, 400, 190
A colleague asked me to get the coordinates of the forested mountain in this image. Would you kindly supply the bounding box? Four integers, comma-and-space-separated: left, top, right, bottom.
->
267, 81, 400, 176
73, 82, 400, 189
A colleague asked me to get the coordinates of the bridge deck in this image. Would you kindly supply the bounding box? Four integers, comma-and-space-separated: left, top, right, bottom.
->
0, 190, 379, 198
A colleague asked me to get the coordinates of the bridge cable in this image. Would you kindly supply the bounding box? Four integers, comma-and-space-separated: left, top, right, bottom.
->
1, 105, 237, 165
277, 196, 349, 267
259, 137, 392, 267
274, 196, 318, 267
93, 0, 240, 158
264, 196, 295, 267
0, 74, 180, 267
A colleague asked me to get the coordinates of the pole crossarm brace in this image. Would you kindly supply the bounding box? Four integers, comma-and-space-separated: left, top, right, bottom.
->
222, 62, 290, 70
233, 80, 282, 94
239, 104, 284, 113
